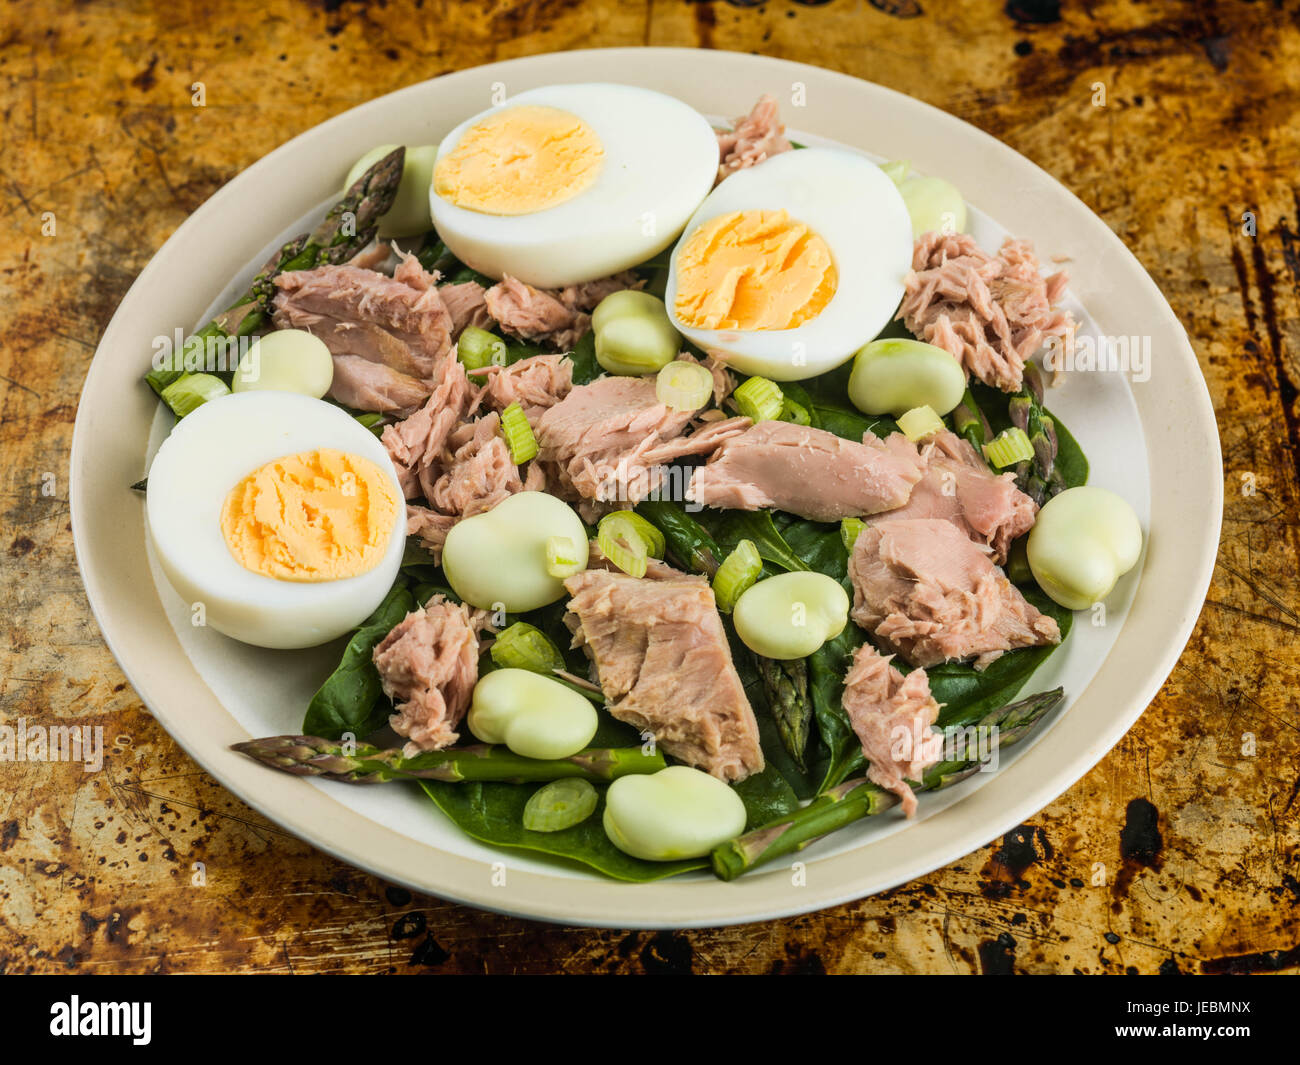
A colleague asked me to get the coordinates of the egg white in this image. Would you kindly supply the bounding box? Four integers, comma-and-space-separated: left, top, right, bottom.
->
429, 84, 719, 289
146, 392, 407, 650
665, 147, 914, 381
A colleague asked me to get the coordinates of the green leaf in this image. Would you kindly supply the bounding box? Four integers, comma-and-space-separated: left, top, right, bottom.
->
635, 500, 722, 574
303, 581, 415, 740
421, 780, 706, 882
566, 330, 601, 386
698, 510, 809, 573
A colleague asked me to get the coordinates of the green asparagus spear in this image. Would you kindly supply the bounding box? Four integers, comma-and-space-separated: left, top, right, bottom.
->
950, 387, 992, 457
1008, 362, 1064, 505
757, 656, 813, 772
146, 147, 406, 400
710, 686, 1065, 880
230, 736, 665, 784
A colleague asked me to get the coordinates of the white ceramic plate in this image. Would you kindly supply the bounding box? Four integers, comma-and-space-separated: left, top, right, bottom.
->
71, 48, 1221, 928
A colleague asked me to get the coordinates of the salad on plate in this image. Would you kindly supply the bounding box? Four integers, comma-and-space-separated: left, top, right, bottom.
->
137, 84, 1143, 882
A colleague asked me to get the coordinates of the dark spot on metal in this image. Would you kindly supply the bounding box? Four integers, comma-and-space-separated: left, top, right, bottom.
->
385, 885, 412, 907
1202, 942, 1300, 975
130, 54, 158, 92
1011, 912, 1028, 926
1185, 883, 1202, 902
392, 912, 426, 940
617, 931, 638, 957
641, 930, 693, 974
1104, 932, 1121, 944
724, 0, 766, 6
409, 933, 450, 967
1200, 34, 1231, 71
1158, 957, 1182, 975
1119, 798, 1162, 866
0, 821, 16, 851
693, 1, 716, 49
1014, 39, 1033, 56
978, 932, 1017, 975
869, 0, 923, 17
1005, 0, 1059, 24
980, 824, 1043, 898
9, 536, 34, 557
873, 950, 886, 958
384, 47, 399, 60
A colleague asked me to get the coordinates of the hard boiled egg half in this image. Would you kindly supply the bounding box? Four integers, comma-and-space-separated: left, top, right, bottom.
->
665, 147, 914, 381
429, 84, 718, 288
146, 392, 406, 649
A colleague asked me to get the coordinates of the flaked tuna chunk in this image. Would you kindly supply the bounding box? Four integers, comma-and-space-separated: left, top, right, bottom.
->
272, 251, 454, 380
328, 355, 430, 416
848, 518, 1060, 669
406, 505, 456, 560
842, 644, 945, 818
877, 429, 1036, 563
563, 569, 763, 782
374, 596, 484, 754
485, 276, 586, 351
716, 93, 794, 183
429, 413, 523, 522
381, 358, 477, 500
899, 233, 1075, 393
484, 272, 644, 351
472, 353, 574, 428
537, 374, 749, 516
439, 280, 491, 338
690, 422, 925, 522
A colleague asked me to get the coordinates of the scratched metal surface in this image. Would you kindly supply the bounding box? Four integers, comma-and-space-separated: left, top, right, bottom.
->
2, 0, 1297, 975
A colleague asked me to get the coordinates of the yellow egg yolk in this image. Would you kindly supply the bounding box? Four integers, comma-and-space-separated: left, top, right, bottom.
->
220, 449, 398, 582
674, 209, 838, 331
434, 105, 604, 216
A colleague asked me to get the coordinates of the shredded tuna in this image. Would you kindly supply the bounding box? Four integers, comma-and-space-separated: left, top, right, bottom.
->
536, 375, 749, 518
484, 272, 644, 351
679, 351, 736, 405
877, 429, 1037, 563
374, 596, 484, 754
272, 251, 454, 382
381, 359, 477, 500
898, 233, 1075, 393
563, 569, 764, 781
438, 280, 491, 338
690, 423, 924, 522
328, 355, 430, 416
842, 644, 945, 818
429, 413, 523, 521
716, 93, 794, 183
406, 505, 456, 560
848, 518, 1060, 669
472, 353, 574, 428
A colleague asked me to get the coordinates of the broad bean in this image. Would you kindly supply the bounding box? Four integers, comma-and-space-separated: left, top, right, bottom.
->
732, 571, 849, 660
603, 766, 747, 861
468, 669, 598, 760
1026, 486, 1142, 609
848, 338, 966, 417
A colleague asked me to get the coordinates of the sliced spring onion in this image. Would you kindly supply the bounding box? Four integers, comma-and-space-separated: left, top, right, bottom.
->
354, 411, 385, 437
712, 539, 762, 613
733, 376, 784, 423
522, 778, 598, 833
545, 535, 585, 579
615, 512, 665, 559
840, 518, 866, 554
500, 402, 539, 464
458, 326, 507, 370
896, 404, 944, 442
983, 426, 1034, 469
160, 372, 230, 418
490, 622, 566, 675
597, 513, 649, 579
780, 397, 811, 426
655, 360, 714, 412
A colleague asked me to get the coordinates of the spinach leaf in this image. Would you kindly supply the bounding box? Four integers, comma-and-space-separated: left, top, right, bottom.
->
400, 540, 443, 586
1052, 415, 1089, 489
566, 330, 601, 386
808, 621, 870, 791
303, 581, 415, 740
420, 781, 706, 882
636, 499, 723, 574
698, 509, 809, 572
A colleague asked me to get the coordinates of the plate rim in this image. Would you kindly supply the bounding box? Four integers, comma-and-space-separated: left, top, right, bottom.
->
70, 46, 1222, 929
